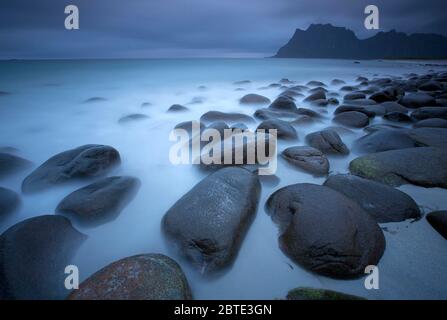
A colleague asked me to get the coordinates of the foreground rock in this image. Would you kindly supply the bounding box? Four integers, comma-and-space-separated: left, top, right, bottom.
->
68, 254, 192, 300
324, 174, 421, 223
266, 183, 385, 278
305, 129, 349, 155
411, 107, 447, 120
414, 118, 447, 128
349, 147, 447, 188
162, 167, 261, 274
286, 287, 365, 300
56, 176, 140, 226
22, 145, 121, 193
0, 187, 20, 217
0, 215, 86, 299
406, 127, 447, 148
426, 211, 447, 239
399, 92, 436, 108
333, 111, 369, 128
282, 146, 329, 176
239, 94, 271, 105
0, 152, 32, 179
257, 119, 297, 140
353, 130, 418, 153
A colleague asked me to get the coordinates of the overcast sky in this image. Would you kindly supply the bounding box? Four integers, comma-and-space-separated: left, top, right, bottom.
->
1, 0, 446, 59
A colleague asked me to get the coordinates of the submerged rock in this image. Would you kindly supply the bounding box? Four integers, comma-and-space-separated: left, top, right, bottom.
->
268, 96, 298, 112
282, 146, 329, 176
266, 183, 385, 278
349, 147, 447, 188
162, 167, 261, 274
426, 211, 447, 239
239, 94, 271, 105
306, 129, 349, 155
0, 152, 32, 179
56, 176, 140, 226
22, 145, 121, 193
324, 174, 421, 223
84, 97, 107, 103
287, 287, 365, 300
200, 111, 255, 125
118, 114, 149, 123
68, 254, 192, 300
167, 104, 189, 112
0, 187, 20, 217
0, 215, 86, 299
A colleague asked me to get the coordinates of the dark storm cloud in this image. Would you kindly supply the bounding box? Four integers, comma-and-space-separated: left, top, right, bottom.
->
0, 0, 446, 59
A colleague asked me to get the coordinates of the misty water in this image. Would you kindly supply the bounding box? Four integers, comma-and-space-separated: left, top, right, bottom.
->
1, 58, 447, 299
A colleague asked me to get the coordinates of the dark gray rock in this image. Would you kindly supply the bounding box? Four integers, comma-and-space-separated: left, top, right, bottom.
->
68, 254, 192, 300
84, 97, 107, 103
304, 91, 326, 102
306, 129, 349, 155
411, 107, 447, 120
167, 104, 189, 112
334, 105, 376, 118
307, 81, 326, 87
0, 152, 32, 179
162, 167, 261, 274
383, 112, 412, 123
0, 215, 86, 299
200, 111, 255, 125
174, 120, 205, 135
379, 102, 409, 114
353, 130, 418, 153
399, 92, 437, 108
296, 108, 322, 118
266, 183, 385, 278
282, 146, 329, 176
426, 211, 447, 239
0, 187, 20, 217
344, 92, 366, 101
254, 108, 298, 121
56, 176, 140, 226
406, 127, 447, 148
118, 114, 149, 123
419, 81, 443, 91
239, 94, 271, 105
287, 287, 365, 300
257, 119, 297, 140
324, 174, 421, 223
22, 145, 121, 194
331, 79, 346, 85
414, 118, 447, 128
268, 96, 298, 112
333, 111, 369, 128
349, 147, 447, 187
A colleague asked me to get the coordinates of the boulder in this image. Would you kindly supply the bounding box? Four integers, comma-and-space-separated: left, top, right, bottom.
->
0, 215, 86, 299
268, 96, 298, 112
353, 130, 417, 153
0, 152, 32, 179
239, 94, 271, 105
22, 145, 121, 194
399, 92, 437, 108
257, 119, 297, 140
406, 127, 447, 148
333, 111, 369, 128
167, 104, 189, 112
304, 91, 326, 102
287, 287, 365, 300
334, 105, 375, 118
324, 174, 421, 223
0, 187, 20, 217
307, 81, 326, 87
426, 211, 447, 239
118, 114, 149, 123
306, 129, 349, 155
411, 107, 447, 120
200, 111, 255, 125
254, 108, 298, 121
419, 81, 443, 91
344, 92, 366, 101
68, 254, 192, 300
56, 176, 140, 226
414, 118, 447, 128
266, 183, 385, 278
282, 146, 329, 176
383, 112, 412, 123
162, 167, 261, 274
349, 147, 447, 187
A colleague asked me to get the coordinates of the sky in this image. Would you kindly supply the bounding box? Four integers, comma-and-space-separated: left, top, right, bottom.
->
0, 0, 446, 59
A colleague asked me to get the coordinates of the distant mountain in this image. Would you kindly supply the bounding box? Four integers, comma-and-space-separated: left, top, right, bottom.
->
274, 24, 447, 59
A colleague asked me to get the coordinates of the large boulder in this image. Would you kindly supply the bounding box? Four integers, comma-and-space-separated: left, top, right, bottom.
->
414, 118, 447, 128
411, 107, 447, 120
334, 105, 375, 118
324, 174, 421, 223
0, 152, 32, 179
254, 108, 298, 121
406, 128, 447, 148
240, 94, 271, 105
68, 254, 192, 300
56, 176, 140, 226
266, 183, 385, 278
333, 111, 369, 128
200, 111, 255, 125
304, 91, 326, 102
399, 92, 437, 108
281, 146, 329, 176
349, 147, 447, 188
268, 96, 298, 112
162, 167, 261, 274
257, 119, 297, 140
305, 129, 349, 155
426, 211, 447, 239
0, 187, 20, 217
0, 215, 86, 299
353, 130, 418, 153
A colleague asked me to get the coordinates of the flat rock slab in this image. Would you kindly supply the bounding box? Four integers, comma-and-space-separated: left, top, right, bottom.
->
68, 254, 192, 300
266, 183, 385, 279
162, 167, 261, 274
349, 147, 447, 188
324, 174, 421, 223
22, 144, 121, 193
0, 215, 86, 299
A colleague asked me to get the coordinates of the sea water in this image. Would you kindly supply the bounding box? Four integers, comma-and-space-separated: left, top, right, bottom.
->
0, 58, 446, 299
